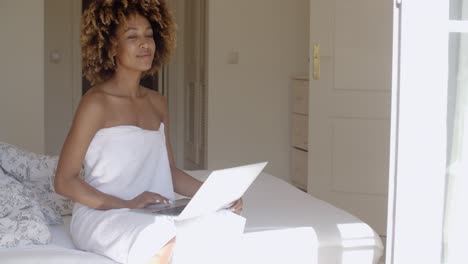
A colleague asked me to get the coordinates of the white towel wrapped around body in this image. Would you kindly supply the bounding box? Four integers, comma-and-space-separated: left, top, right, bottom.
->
70, 123, 175, 263
70, 123, 245, 263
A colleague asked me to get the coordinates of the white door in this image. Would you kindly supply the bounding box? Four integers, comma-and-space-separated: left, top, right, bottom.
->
308, 0, 393, 236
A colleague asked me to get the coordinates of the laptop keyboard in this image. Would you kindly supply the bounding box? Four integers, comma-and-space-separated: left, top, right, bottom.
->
153, 205, 186, 216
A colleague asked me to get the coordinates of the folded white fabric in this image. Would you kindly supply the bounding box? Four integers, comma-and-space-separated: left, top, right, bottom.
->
171, 210, 246, 264
0, 142, 74, 224
0, 169, 51, 248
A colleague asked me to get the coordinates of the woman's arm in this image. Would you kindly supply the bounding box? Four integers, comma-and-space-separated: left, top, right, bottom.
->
54, 93, 129, 210
156, 94, 203, 197
157, 93, 243, 213
171, 167, 203, 198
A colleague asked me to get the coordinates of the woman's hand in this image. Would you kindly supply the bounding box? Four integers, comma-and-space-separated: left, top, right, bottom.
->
126, 191, 170, 209
229, 198, 243, 215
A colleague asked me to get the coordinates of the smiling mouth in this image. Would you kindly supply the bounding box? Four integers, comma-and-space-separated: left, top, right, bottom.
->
137, 54, 152, 58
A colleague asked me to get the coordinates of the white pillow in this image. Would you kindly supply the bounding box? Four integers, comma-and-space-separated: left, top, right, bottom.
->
0, 142, 74, 224
0, 170, 51, 248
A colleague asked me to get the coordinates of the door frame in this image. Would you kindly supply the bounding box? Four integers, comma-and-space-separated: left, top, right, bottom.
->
71, 0, 81, 113
385, 0, 468, 263
168, 0, 187, 168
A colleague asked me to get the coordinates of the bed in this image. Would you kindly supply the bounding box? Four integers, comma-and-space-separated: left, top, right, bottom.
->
0, 170, 383, 264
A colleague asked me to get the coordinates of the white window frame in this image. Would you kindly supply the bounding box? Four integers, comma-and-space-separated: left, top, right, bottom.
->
387, 0, 468, 263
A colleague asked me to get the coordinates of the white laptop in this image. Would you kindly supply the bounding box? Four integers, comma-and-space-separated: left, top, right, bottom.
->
142, 162, 268, 221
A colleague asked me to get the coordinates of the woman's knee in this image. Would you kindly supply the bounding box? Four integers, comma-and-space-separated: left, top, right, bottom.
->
147, 237, 176, 264
165, 237, 176, 248
161, 237, 177, 256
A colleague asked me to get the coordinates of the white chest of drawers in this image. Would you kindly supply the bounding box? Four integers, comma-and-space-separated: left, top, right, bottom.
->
290, 75, 309, 191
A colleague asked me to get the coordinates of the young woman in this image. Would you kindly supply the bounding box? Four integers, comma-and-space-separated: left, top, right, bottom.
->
54, 1, 242, 263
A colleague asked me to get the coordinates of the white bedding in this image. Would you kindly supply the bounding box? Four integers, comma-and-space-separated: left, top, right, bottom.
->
238, 171, 383, 263
0, 171, 383, 264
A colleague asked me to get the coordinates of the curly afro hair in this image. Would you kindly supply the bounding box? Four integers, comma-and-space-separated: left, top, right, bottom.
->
81, 0, 176, 85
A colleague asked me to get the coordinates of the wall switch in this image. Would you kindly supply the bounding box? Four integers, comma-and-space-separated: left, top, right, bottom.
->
49, 50, 62, 63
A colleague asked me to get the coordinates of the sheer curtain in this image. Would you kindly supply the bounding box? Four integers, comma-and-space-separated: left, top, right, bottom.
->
444, 2, 468, 261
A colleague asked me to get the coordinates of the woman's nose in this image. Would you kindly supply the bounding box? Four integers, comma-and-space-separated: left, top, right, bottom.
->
140, 40, 149, 49
140, 37, 152, 49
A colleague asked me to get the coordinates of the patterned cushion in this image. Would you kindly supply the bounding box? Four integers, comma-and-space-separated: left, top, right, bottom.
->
0, 142, 74, 224
0, 171, 51, 248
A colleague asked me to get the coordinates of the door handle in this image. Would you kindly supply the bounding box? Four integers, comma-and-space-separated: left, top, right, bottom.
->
313, 44, 320, 80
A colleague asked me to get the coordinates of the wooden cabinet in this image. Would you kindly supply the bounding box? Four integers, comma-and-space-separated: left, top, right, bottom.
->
290, 76, 309, 191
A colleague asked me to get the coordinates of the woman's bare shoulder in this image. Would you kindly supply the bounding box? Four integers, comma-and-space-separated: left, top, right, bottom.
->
143, 87, 163, 99
144, 88, 166, 108
80, 85, 112, 108
73, 86, 110, 126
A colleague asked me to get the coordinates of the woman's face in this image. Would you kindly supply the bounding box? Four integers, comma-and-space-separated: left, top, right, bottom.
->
114, 14, 155, 73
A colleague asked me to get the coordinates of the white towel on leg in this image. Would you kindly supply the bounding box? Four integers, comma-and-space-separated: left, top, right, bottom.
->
171, 210, 246, 264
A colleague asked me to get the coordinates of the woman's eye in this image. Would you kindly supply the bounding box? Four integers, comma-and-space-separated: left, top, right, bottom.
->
127, 35, 137, 39
145, 35, 153, 39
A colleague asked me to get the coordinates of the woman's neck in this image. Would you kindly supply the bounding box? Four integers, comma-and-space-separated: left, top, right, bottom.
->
108, 70, 143, 97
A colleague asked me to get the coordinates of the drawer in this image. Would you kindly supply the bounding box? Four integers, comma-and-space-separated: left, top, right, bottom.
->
291, 148, 308, 190
291, 80, 309, 115
291, 114, 308, 150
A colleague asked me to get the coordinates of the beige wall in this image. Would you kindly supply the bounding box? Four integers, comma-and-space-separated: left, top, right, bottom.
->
206, 0, 309, 180
0, 0, 45, 154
